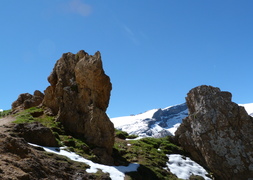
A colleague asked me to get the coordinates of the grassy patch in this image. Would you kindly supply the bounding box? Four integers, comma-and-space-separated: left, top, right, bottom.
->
0, 109, 12, 118
13, 107, 61, 129
13, 107, 99, 162
113, 132, 185, 180
58, 134, 99, 162
115, 129, 138, 139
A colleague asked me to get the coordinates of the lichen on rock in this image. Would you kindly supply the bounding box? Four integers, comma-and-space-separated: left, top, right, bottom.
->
175, 85, 253, 180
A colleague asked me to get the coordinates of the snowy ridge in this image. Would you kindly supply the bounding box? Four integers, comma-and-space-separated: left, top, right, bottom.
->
111, 109, 161, 137
111, 103, 188, 137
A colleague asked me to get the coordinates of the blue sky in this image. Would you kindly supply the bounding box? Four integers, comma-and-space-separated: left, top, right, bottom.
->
1, 0, 253, 117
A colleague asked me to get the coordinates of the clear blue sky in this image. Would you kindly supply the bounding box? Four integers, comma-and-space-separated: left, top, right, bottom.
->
1, 0, 253, 117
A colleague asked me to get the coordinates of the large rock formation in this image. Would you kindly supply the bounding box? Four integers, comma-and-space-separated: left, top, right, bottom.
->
175, 85, 253, 180
43, 50, 114, 164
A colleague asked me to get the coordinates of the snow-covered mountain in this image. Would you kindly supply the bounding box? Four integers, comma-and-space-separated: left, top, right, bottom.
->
111, 103, 253, 138
111, 103, 188, 137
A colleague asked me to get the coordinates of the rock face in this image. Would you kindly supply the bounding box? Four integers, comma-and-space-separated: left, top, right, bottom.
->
175, 85, 253, 180
12, 90, 44, 113
43, 50, 114, 164
13, 122, 59, 147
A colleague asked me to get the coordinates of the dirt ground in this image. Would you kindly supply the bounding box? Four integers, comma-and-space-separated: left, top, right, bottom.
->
0, 116, 15, 126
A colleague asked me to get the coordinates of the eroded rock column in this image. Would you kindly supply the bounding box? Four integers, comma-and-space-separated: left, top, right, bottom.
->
43, 50, 114, 164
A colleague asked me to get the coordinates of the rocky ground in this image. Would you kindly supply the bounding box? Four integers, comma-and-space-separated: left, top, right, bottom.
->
0, 116, 111, 180
0, 114, 189, 180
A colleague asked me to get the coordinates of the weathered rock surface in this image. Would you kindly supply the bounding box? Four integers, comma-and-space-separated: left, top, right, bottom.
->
43, 50, 114, 164
175, 85, 253, 180
12, 90, 44, 113
0, 125, 110, 180
13, 122, 59, 147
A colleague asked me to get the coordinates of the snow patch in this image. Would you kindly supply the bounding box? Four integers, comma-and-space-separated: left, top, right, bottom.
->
28, 143, 139, 180
166, 154, 211, 180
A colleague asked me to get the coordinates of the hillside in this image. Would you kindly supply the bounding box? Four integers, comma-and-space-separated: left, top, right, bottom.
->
2, 100, 251, 179
0, 108, 212, 180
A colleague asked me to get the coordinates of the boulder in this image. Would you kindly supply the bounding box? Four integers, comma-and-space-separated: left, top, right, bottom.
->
43, 50, 114, 164
13, 122, 59, 147
12, 90, 44, 112
175, 85, 253, 180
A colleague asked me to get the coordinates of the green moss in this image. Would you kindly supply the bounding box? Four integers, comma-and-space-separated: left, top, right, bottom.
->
127, 134, 138, 139
13, 107, 61, 130
58, 134, 98, 161
14, 112, 34, 123
115, 129, 129, 139
115, 129, 138, 139
14, 107, 42, 123
113, 135, 184, 180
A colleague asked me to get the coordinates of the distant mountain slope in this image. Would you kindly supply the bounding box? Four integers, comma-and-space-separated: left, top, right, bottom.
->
111, 103, 188, 137
111, 103, 253, 138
